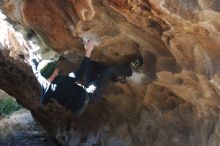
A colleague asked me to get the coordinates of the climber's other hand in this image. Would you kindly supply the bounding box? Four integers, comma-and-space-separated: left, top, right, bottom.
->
85, 40, 95, 58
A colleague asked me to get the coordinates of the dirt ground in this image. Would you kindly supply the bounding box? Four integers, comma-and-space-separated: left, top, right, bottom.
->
0, 110, 59, 146
0, 135, 59, 146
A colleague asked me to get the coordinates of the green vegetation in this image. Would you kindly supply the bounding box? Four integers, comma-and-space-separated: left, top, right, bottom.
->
0, 97, 22, 117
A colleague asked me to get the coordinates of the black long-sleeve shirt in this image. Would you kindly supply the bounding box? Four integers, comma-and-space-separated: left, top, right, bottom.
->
30, 57, 90, 112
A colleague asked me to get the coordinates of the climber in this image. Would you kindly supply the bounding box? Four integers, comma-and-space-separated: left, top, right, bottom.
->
29, 40, 143, 114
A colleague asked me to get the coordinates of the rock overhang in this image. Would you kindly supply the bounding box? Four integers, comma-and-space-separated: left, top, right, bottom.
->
0, 0, 220, 146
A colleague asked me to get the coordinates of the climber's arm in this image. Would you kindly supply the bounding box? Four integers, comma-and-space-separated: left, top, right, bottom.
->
69, 40, 95, 80
28, 50, 47, 86
29, 59, 47, 85
69, 56, 90, 80
30, 59, 51, 105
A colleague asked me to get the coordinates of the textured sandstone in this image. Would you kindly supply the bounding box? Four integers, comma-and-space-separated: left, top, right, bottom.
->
1, 0, 220, 146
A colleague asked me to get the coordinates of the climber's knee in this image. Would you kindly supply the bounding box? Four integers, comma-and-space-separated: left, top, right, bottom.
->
101, 66, 115, 77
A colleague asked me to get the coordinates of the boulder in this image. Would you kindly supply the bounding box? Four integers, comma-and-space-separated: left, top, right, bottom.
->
1, 0, 220, 145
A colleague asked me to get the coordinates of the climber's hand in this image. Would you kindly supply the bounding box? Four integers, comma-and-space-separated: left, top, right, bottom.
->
84, 40, 95, 58
28, 49, 41, 64
27, 49, 34, 63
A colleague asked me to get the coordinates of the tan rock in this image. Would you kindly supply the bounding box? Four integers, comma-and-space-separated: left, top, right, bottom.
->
1, 0, 220, 146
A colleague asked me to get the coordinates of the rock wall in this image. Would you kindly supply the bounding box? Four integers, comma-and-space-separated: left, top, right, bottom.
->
1, 0, 220, 146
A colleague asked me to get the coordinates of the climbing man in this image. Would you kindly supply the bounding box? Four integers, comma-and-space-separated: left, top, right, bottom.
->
29, 40, 143, 115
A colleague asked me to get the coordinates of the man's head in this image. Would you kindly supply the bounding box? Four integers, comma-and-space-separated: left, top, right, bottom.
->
37, 60, 59, 81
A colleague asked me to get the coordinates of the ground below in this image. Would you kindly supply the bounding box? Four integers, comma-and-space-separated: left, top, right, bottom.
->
0, 110, 59, 146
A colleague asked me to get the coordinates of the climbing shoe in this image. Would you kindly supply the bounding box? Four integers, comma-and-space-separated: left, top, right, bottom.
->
111, 76, 127, 83
129, 56, 143, 70
116, 76, 127, 83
